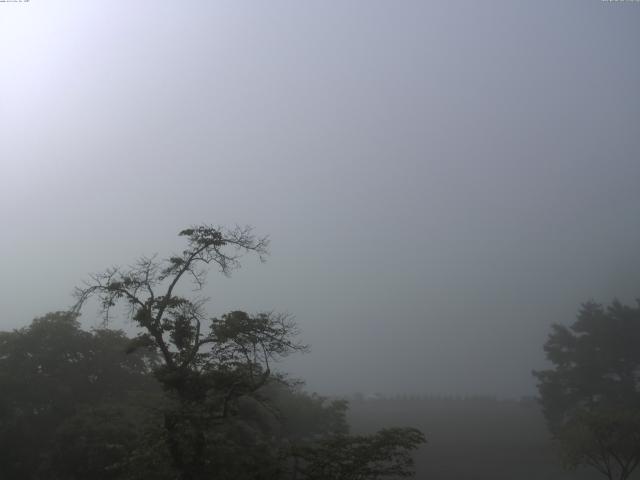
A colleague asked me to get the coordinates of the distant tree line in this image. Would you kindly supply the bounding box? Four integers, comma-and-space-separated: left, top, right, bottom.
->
350, 393, 502, 403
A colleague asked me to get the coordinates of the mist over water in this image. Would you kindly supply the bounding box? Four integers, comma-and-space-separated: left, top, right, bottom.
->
1, 0, 639, 399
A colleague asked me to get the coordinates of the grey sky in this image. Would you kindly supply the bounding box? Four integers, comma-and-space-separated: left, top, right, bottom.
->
1, 1, 639, 397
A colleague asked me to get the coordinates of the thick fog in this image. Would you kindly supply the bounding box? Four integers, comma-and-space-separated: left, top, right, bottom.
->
1, 1, 639, 398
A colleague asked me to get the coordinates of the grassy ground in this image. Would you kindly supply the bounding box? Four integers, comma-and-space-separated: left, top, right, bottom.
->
347, 396, 604, 480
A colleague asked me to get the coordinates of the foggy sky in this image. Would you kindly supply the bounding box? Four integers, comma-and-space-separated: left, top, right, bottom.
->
1, 1, 639, 397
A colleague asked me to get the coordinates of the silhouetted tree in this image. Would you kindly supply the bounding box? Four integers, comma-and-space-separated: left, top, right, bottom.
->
534, 300, 640, 480
71, 224, 426, 480
73, 225, 308, 479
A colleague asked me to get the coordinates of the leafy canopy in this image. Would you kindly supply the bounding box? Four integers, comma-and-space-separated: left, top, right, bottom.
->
534, 300, 640, 480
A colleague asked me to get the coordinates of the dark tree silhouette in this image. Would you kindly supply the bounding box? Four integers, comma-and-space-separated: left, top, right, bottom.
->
71, 224, 425, 480
534, 300, 640, 480
73, 225, 308, 479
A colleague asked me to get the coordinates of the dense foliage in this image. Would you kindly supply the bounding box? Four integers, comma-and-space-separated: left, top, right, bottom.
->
0, 313, 424, 479
0, 312, 160, 479
534, 300, 640, 480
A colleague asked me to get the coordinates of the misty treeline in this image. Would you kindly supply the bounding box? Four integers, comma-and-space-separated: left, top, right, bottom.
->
1, 225, 639, 480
